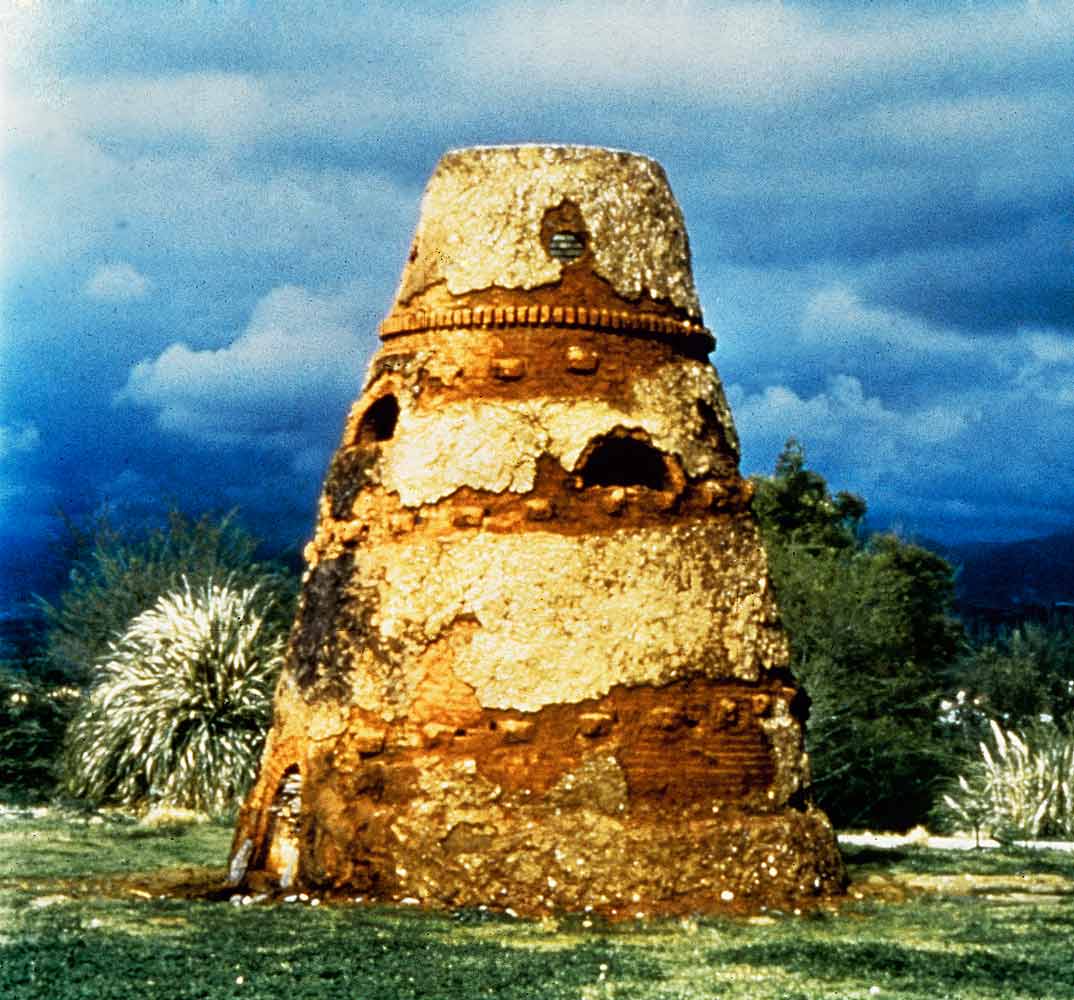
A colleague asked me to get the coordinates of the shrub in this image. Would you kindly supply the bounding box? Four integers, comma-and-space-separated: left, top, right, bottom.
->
949, 623, 1074, 734
62, 578, 286, 814
752, 440, 964, 830
0, 663, 77, 802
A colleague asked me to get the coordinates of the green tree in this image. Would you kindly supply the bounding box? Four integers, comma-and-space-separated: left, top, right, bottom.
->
750, 439, 867, 552
752, 440, 964, 830
951, 623, 1074, 733
38, 508, 297, 688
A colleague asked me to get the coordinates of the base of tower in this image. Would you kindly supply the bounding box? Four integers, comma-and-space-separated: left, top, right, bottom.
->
232, 740, 846, 916
235, 802, 844, 917
231, 675, 846, 915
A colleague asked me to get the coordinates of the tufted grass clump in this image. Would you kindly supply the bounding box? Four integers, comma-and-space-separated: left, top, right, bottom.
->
62, 578, 285, 814
37, 508, 297, 688
940, 718, 1074, 842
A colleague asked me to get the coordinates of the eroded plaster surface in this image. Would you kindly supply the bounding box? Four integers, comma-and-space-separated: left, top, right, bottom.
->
394, 146, 701, 316
366, 360, 739, 506
231, 143, 846, 914
344, 520, 786, 714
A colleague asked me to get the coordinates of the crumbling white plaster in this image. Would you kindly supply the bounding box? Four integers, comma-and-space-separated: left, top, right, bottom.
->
395, 146, 701, 316
374, 361, 739, 507
347, 522, 787, 713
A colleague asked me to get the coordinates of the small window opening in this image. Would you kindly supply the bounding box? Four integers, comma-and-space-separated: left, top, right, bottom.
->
358, 394, 399, 444
272, 766, 303, 819
265, 765, 303, 889
696, 399, 726, 445
548, 231, 586, 262
579, 434, 668, 491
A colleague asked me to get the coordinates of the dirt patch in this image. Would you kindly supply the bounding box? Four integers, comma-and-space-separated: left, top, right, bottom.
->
11, 860, 1071, 919
2, 866, 231, 903
843, 868, 1074, 906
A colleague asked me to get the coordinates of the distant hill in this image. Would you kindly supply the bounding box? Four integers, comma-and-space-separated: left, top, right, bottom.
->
937, 529, 1074, 610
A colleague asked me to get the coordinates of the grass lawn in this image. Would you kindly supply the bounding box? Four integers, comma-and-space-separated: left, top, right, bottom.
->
2, 812, 1074, 999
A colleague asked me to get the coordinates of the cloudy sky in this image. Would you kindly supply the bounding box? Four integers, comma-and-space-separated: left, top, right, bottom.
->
2, 0, 1072, 604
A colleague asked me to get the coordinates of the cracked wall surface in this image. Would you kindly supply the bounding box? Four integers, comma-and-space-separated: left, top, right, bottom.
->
323, 523, 785, 714
231, 144, 845, 916
357, 359, 739, 507
394, 145, 701, 317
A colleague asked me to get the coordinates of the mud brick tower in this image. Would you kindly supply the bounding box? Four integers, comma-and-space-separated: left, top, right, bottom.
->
230, 145, 845, 914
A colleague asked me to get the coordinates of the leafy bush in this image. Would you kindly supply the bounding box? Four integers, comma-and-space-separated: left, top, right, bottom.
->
752, 440, 964, 830
38, 509, 297, 687
940, 719, 1074, 842
950, 623, 1074, 735
0, 662, 77, 802
62, 578, 286, 813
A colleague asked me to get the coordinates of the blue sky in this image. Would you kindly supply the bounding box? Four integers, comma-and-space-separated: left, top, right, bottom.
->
2, 0, 1072, 604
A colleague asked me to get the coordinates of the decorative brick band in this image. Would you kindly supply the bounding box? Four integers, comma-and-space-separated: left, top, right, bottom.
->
380, 303, 713, 345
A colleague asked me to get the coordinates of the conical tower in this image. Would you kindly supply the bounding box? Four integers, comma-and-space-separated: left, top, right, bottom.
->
230, 145, 845, 915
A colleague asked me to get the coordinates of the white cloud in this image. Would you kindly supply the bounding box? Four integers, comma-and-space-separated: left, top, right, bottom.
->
1014, 327, 1074, 407
729, 312, 1074, 537
67, 73, 269, 146
0, 423, 42, 521
1, 95, 117, 271
801, 284, 974, 356
1023, 329, 1074, 366
459, 1, 851, 107
117, 284, 369, 449
729, 373, 980, 503
855, 91, 1074, 148
459, 0, 1074, 108
83, 262, 152, 302
3, 78, 415, 285
732, 373, 974, 448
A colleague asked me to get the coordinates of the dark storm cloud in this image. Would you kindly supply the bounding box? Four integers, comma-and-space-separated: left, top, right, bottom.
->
4, 0, 1074, 610
860, 216, 1074, 332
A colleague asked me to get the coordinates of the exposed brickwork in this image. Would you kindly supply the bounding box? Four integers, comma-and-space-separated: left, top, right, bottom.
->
381, 302, 711, 346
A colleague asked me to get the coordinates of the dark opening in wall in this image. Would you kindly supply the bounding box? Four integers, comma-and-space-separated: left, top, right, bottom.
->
579, 433, 668, 491
358, 394, 399, 444
252, 763, 303, 874
541, 200, 589, 265
272, 765, 303, 820
265, 764, 303, 888
696, 399, 727, 447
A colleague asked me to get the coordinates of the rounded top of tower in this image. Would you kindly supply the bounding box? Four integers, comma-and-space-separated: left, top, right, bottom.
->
387, 145, 702, 324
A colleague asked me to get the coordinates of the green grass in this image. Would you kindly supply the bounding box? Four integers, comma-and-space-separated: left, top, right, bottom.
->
840, 842, 1074, 880
3, 816, 1074, 999
0, 812, 233, 880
